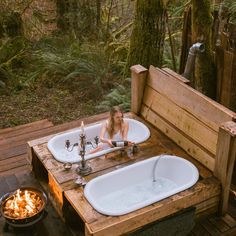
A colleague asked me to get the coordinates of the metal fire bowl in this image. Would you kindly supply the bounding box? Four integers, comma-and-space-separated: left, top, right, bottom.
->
0, 187, 47, 225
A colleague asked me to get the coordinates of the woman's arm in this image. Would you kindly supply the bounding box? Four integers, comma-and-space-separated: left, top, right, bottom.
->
99, 122, 113, 147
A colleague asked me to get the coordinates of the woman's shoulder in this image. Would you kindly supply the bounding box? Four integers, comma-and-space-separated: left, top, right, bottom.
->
103, 120, 109, 128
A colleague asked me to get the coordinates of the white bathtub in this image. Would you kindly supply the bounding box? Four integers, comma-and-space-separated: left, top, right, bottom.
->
47, 118, 150, 163
84, 155, 199, 216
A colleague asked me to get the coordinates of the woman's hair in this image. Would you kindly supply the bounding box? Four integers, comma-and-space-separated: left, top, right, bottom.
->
107, 106, 124, 138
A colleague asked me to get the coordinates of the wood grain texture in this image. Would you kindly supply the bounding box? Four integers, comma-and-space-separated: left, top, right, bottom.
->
214, 121, 236, 215
147, 65, 236, 132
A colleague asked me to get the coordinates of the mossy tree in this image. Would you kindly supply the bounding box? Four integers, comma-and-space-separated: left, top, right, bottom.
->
192, 0, 216, 99
126, 0, 166, 74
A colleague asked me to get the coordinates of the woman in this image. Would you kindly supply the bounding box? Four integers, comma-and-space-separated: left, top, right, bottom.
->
89, 106, 133, 154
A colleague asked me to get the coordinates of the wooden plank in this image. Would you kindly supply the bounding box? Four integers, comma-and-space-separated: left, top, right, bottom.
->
209, 215, 230, 233
162, 67, 190, 84
0, 154, 28, 172
141, 105, 215, 171
48, 172, 64, 211
147, 65, 236, 132
221, 227, 236, 236
65, 188, 102, 224
191, 223, 210, 236
215, 46, 224, 102
214, 121, 236, 215
0, 165, 31, 177
130, 64, 148, 114
0, 125, 67, 150
143, 86, 218, 155
0, 144, 26, 160
85, 177, 220, 236
0, 119, 53, 139
195, 196, 220, 215
220, 50, 234, 107
230, 52, 236, 111
222, 214, 236, 228
201, 219, 222, 236
53, 154, 132, 185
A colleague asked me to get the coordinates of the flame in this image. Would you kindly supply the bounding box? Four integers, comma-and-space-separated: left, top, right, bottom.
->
81, 121, 85, 135
3, 189, 43, 219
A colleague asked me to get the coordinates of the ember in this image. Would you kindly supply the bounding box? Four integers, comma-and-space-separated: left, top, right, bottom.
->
3, 189, 43, 219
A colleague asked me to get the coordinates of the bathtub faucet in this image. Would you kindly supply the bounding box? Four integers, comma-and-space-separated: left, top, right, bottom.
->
153, 154, 164, 182
76, 132, 92, 176
65, 139, 78, 152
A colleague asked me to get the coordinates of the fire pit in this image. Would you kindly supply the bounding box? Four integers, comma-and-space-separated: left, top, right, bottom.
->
0, 187, 47, 228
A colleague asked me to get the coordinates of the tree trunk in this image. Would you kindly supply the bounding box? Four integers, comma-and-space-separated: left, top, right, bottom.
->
96, 0, 101, 28
192, 0, 216, 99
126, 0, 166, 74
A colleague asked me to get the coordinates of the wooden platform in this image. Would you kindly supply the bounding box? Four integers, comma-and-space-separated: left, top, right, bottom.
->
0, 119, 54, 176
27, 113, 233, 236
0, 116, 236, 236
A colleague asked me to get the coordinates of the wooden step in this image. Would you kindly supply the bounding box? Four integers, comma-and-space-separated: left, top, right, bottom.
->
0, 154, 29, 173
0, 144, 27, 160
0, 119, 53, 139
0, 121, 54, 150
0, 165, 31, 177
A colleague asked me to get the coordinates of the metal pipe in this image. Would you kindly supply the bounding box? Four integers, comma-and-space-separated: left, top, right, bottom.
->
182, 42, 205, 80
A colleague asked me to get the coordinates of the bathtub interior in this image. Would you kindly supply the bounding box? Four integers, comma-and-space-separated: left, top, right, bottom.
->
84, 155, 199, 215
47, 118, 150, 163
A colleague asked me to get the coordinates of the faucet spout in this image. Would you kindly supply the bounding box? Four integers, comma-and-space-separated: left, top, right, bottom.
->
152, 155, 164, 182
182, 42, 205, 80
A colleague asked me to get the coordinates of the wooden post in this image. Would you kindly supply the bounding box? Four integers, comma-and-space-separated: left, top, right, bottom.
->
130, 64, 148, 115
214, 121, 236, 215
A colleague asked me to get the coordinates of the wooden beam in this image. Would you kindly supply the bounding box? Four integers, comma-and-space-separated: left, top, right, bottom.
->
147, 65, 236, 132
162, 68, 190, 84
130, 64, 148, 115
214, 121, 236, 215
143, 86, 218, 156
141, 105, 215, 171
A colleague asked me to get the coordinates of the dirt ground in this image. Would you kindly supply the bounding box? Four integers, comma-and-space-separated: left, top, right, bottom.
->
0, 86, 99, 129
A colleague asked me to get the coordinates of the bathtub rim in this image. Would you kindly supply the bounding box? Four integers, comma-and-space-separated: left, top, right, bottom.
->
47, 118, 151, 163
84, 155, 199, 216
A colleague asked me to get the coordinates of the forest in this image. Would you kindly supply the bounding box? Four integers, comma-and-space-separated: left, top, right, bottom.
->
0, 0, 235, 128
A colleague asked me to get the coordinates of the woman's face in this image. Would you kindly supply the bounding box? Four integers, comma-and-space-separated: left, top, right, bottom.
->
113, 112, 123, 124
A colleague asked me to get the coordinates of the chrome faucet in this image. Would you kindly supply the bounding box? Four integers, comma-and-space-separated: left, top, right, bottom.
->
153, 154, 164, 182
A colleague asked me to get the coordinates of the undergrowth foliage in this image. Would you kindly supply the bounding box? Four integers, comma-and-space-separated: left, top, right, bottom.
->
1, 0, 236, 122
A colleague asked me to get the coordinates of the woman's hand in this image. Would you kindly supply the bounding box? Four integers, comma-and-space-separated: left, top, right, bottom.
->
107, 139, 114, 147
127, 141, 135, 147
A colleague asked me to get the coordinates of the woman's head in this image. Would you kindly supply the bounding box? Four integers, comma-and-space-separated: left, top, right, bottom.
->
110, 106, 123, 124
107, 106, 124, 138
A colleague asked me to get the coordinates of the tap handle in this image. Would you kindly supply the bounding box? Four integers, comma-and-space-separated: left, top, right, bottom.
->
65, 140, 70, 149
94, 136, 99, 145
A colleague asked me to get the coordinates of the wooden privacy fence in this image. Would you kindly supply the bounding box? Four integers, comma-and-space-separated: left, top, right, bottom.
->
180, 7, 236, 112
216, 23, 236, 112
131, 64, 236, 215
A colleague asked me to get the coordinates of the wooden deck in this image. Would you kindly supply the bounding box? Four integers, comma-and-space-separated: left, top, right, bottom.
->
0, 116, 236, 236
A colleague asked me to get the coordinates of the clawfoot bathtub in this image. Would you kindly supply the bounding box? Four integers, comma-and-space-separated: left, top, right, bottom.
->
47, 118, 150, 163
84, 155, 199, 216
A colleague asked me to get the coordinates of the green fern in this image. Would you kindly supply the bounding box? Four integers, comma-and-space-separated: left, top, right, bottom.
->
223, 0, 236, 23
97, 78, 131, 112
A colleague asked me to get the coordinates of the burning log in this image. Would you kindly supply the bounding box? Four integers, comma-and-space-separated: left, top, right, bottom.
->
3, 189, 43, 219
